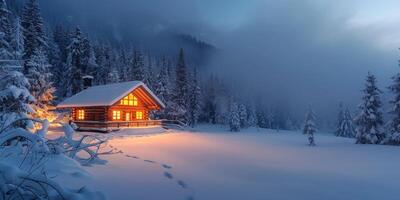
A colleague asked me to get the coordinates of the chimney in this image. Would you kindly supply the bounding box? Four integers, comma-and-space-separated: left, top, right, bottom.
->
82, 75, 94, 90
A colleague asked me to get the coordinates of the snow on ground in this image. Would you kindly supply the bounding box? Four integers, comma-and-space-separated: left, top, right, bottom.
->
54, 125, 400, 200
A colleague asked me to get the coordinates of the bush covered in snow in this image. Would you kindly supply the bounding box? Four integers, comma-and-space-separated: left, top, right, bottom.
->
0, 118, 110, 200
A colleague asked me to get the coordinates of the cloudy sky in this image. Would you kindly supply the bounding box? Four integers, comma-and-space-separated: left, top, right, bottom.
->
42, 0, 400, 120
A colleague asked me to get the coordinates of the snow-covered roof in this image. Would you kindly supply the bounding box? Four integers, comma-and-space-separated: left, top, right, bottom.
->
57, 81, 165, 109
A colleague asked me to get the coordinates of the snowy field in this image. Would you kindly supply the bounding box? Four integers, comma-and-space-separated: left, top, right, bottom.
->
56, 125, 400, 200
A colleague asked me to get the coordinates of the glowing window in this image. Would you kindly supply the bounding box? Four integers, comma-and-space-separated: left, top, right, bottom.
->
120, 93, 138, 106
136, 111, 143, 120
77, 110, 85, 120
112, 110, 121, 120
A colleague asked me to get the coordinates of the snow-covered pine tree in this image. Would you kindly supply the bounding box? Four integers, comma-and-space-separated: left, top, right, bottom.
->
66, 27, 92, 95
0, 69, 35, 130
21, 0, 47, 60
354, 73, 384, 144
172, 48, 189, 121
246, 104, 257, 127
338, 108, 356, 138
53, 25, 70, 63
128, 49, 145, 81
86, 47, 99, 82
384, 70, 400, 145
143, 53, 155, 90
0, 0, 12, 60
200, 75, 217, 124
187, 67, 201, 127
93, 44, 111, 85
11, 17, 24, 60
334, 102, 345, 136
229, 99, 240, 132
24, 49, 55, 119
303, 107, 317, 146
154, 57, 171, 119
238, 103, 248, 128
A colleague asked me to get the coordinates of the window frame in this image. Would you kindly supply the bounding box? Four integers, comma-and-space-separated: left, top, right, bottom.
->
136, 111, 143, 120
112, 110, 121, 120
77, 109, 85, 120
120, 93, 138, 106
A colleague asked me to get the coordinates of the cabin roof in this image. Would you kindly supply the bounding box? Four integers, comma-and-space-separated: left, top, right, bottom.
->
57, 81, 165, 109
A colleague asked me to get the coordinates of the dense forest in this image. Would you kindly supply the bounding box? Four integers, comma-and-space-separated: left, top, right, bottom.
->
0, 0, 298, 131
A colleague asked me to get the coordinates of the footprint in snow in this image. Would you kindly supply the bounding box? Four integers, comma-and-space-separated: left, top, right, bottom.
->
163, 171, 173, 179
126, 155, 139, 159
144, 159, 156, 163
162, 164, 172, 169
177, 180, 187, 189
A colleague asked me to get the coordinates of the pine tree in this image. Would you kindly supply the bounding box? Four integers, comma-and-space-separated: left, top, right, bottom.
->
303, 107, 317, 146
354, 73, 384, 144
0, 70, 35, 130
172, 48, 189, 121
66, 27, 91, 95
384, 70, 400, 145
334, 102, 345, 136
154, 57, 171, 119
128, 49, 145, 81
229, 100, 240, 132
238, 103, 248, 128
11, 17, 24, 60
21, 0, 46, 60
24, 49, 55, 119
187, 67, 201, 127
338, 108, 356, 138
201, 75, 217, 124
246, 104, 257, 127
0, 0, 12, 59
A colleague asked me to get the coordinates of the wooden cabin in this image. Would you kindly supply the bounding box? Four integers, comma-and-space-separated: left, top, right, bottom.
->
57, 81, 165, 131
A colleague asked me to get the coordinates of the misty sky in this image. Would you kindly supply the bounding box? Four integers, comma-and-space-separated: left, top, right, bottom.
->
41, 0, 400, 122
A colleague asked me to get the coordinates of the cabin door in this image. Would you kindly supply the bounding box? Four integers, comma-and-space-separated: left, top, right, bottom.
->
125, 112, 131, 121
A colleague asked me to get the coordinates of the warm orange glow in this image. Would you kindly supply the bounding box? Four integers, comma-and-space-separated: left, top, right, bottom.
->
113, 110, 121, 120
125, 112, 131, 121
136, 111, 143, 120
78, 110, 85, 120
120, 93, 138, 106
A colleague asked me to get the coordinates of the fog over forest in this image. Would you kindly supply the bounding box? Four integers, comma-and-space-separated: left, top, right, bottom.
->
11, 0, 400, 126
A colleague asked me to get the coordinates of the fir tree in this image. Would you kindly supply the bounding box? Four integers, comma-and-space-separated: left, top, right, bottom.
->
384, 70, 400, 145
338, 108, 356, 138
238, 103, 248, 128
354, 73, 384, 144
303, 107, 317, 146
129, 49, 145, 81
24, 49, 55, 119
187, 67, 201, 127
172, 48, 189, 121
246, 104, 257, 127
0, 0, 12, 59
21, 0, 46, 60
334, 102, 345, 136
201, 75, 217, 124
154, 57, 171, 119
229, 100, 240, 132
11, 17, 24, 60
66, 27, 91, 95
0, 70, 35, 130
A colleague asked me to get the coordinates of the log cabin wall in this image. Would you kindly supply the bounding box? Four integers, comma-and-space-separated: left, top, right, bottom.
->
72, 107, 107, 122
